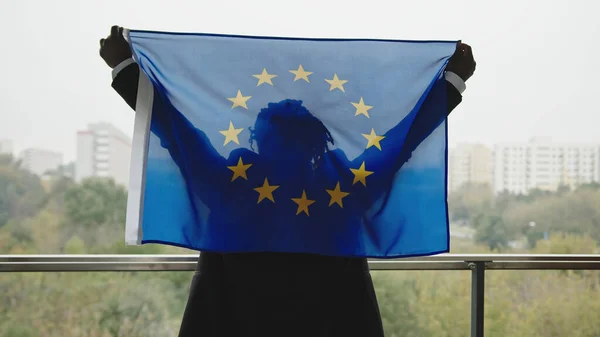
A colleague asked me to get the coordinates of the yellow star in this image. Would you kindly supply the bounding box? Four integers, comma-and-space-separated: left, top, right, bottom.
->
252, 68, 277, 86
254, 178, 280, 204
227, 90, 252, 109
351, 97, 373, 118
325, 182, 350, 208
219, 121, 243, 146
350, 161, 374, 187
362, 129, 385, 151
289, 64, 313, 82
291, 190, 316, 216
227, 157, 252, 181
325, 73, 348, 92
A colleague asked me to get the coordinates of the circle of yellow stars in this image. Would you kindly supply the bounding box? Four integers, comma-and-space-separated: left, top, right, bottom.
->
219, 64, 386, 216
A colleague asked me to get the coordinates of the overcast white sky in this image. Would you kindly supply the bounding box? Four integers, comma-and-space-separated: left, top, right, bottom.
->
1, 0, 599, 161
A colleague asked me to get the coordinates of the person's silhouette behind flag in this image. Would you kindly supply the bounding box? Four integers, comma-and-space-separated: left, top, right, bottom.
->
121, 30, 466, 258
147, 83, 449, 256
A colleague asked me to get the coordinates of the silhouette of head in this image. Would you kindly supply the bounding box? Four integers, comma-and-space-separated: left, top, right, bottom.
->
250, 99, 334, 164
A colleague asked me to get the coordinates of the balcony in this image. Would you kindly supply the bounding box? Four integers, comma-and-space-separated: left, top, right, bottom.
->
2, 254, 600, 337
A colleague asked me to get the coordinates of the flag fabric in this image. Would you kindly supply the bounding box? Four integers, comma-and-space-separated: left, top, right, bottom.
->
124, 30, 457, 258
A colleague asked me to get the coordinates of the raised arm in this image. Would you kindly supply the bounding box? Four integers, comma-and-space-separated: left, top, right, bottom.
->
100, 26, 243, 205
342, 43, 475, 201
398, 43, 476, 164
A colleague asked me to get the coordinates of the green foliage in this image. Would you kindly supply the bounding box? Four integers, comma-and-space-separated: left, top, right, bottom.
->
0, 272, 186, 337
373, 274, 424, 337
504, 188, 600, 242
63, 177, 127, 246
1, 324, 40, 337
533, 232, 599, 254
449, 182, 600, 250
0, 154, 47, 227
64, 177, 127, 229
473, 214, 509, 251
448, 183, 494, 222
64, 235, 86, 254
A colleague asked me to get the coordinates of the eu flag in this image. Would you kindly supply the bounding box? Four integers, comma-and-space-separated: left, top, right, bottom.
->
124, 30, 457, 258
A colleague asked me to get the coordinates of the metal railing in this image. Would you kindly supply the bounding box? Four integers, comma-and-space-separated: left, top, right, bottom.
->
2, 254, 600, 337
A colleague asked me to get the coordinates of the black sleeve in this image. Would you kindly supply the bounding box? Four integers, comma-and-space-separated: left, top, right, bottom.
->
445, 80, 463, 115
394, 79, 463, 166
111, 64, 140, 110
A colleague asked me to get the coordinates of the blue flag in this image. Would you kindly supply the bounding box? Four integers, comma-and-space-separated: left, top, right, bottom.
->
124, 30, 457, 258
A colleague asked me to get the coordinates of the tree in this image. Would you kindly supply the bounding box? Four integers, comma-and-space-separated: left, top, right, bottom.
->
532, 233, 599, 255
45, 175, 75, 213
502, 188, 600, 244
63, 235, 86, 254
448, 183, 494, 223
577, 182, 600, 191
373, 273, 424, 337
473, 214, 509, 251
1, 324, 39, 337
63, 177, 127, 246
0, 154, 47, 227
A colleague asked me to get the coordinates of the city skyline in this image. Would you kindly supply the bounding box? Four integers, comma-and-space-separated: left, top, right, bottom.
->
6, 127, 600, 195
449, 139, 600, 194
1, 121, 132, 186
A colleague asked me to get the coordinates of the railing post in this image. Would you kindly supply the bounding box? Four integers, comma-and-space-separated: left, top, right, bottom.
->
469, 261, 485, 337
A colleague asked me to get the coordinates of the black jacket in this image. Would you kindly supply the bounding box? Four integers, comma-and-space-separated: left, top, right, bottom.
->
112, 63, 462, 337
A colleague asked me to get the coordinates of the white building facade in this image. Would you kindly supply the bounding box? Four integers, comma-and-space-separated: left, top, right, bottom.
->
493, 139, 600, 194
448, 143, 494, 192
0, 139, 13, 155
19, 148, 63, 176
76, 122, 131, 186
